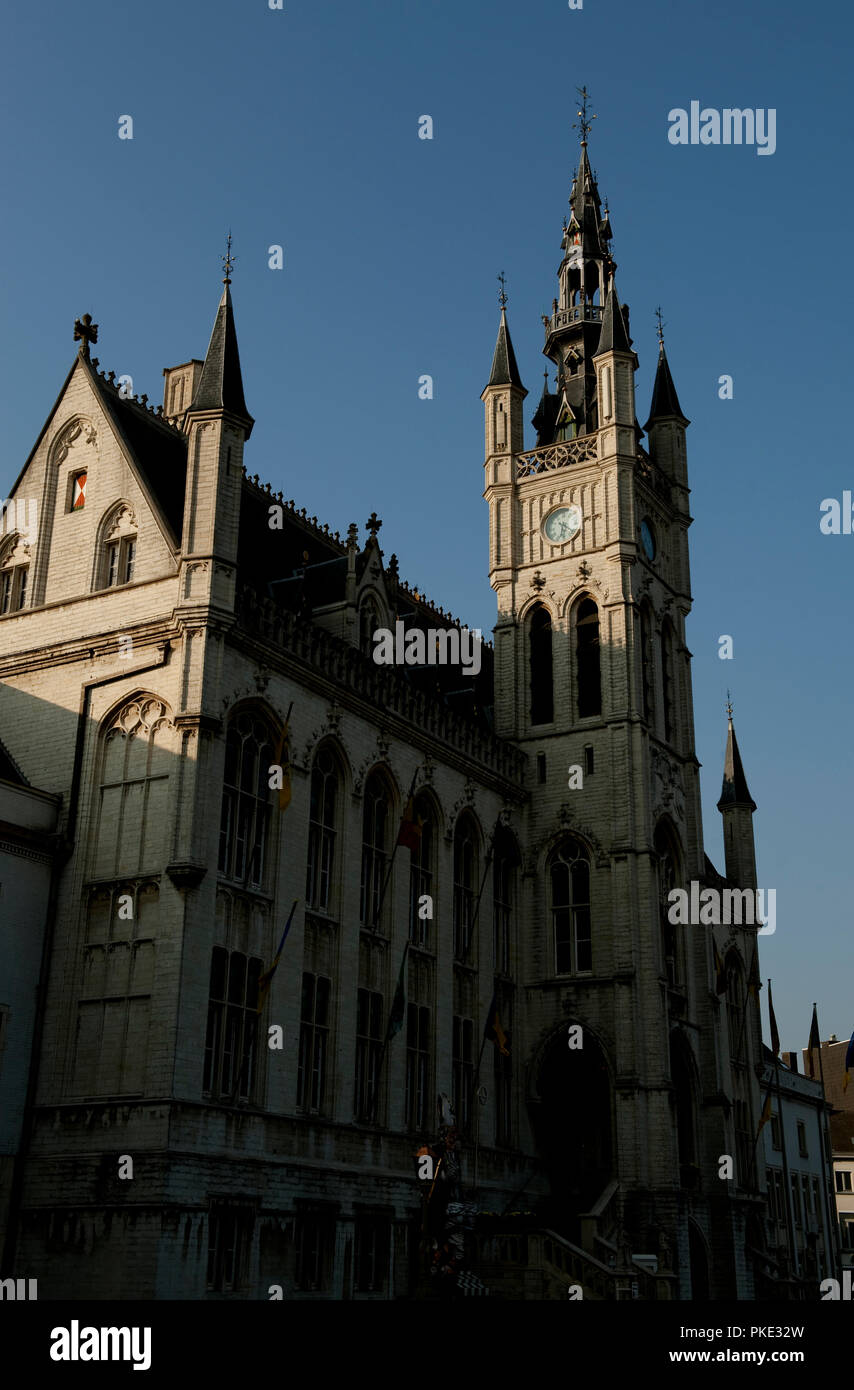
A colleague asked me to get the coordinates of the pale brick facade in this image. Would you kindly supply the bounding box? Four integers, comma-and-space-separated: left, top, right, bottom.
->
0, 142, 782, 1299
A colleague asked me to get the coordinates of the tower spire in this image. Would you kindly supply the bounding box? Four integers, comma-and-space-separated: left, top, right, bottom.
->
189, 255, 254, 437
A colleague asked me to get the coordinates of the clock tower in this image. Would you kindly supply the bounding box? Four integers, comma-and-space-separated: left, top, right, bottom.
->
482, 116, 762, 1297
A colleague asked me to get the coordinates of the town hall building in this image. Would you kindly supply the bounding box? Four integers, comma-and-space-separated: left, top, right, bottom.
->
0, 124, 785, 1299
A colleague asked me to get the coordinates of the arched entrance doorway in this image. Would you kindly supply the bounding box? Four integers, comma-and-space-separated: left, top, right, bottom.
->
529, 1026, 613, 1240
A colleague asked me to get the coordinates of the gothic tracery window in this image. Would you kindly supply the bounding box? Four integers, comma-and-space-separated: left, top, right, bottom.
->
97, 504, 138, 590
453, 814, 479, 959
549, 839, 592, 974
360, 771, 390, 928
218, 711, 275, 889
306, 744, 340, 913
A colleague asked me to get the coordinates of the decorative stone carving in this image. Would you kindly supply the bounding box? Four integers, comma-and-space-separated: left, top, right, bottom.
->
651, 749, 685, 821
54, 418, 97, 464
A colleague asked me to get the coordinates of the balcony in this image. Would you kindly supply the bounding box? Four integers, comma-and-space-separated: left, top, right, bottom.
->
545, 303, 604, 336
516, 434, 598, 478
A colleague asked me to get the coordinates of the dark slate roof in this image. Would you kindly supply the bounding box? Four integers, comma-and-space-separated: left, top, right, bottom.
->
237, 479, 345, 593
190, 286, 254, 435
0, 736, 28, 786
88, 367, 188, 544
644, 344, 690, 430
717, 716, 757, 811
594, 281, 632, 356
486, 309, 525, 391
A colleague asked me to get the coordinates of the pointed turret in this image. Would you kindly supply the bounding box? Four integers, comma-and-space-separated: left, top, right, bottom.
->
718, 713, 756, 811
179, 264, 254, 614
718, 709, 758, 888
644, 336, 690, 489
482, 304, 527, 460
594, 279, 633, 357
190, 284, 254, 438
644, 343, 689, 430
486, 306, 525, 390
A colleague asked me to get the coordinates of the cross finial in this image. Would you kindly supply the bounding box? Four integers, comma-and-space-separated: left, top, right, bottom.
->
222, 230, 236, 285
726, 689, 733, 720
655, 305, 666, 348
73, 313, 98, 359
366, 511, 382, 540
573, 85, 596, 145
497, 271, 508, 309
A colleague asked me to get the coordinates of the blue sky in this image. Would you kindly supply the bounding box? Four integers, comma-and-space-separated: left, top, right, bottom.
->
2, 0, 852, 1056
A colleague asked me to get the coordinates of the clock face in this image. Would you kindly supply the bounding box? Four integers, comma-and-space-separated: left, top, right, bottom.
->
542, 505, 582, 545
640, 518, 656, 560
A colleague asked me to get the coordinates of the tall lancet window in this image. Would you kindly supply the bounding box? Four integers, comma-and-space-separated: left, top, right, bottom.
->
549, 839, 592, 975
575, 597, 601, 718
529, 604, 554, 725
360, 771, 390, 929
661, 620, 676, 742
640, 604, 655, 721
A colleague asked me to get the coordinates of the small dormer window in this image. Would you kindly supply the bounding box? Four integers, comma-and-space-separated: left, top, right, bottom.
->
106, 536, 136, 586
97, 504, 138, 590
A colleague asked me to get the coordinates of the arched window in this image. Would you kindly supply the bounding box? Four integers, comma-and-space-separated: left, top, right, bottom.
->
549, 839, 591, 974
453, 814, 479, 959
670, 1032, 699, 1187
217, 711, 275, 889
360, 771, 390, 928
640, 604, 654, 721
93, 696, 174, 879
661, 620, 676, 742
0, 533, 29, 614
409, 792, 434, 947
574, 597, 601, 718
529, 604, 554, 725
305, 745, 340, 914
97, 504, 138, 590
493, 826, 518, 975
655, 822, 682, 987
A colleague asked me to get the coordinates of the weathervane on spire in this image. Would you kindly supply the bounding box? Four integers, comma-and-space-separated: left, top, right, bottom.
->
497, 271, 508, 309
726, 689, 733, 720
222, 231, 236, 285
655, 305, 666, 348
573, 86, 596, 144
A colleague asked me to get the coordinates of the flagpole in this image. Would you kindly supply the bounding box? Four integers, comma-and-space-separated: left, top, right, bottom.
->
461, 815, 501, 964
371, 939, 410, 1122
370, 763, 420, 932
812, 1004, 841, 1281
768, 980, 798, 1288
473, 1035, 488, 1194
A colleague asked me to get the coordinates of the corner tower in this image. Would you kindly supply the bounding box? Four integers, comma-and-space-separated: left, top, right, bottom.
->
484, 100, 756, 1298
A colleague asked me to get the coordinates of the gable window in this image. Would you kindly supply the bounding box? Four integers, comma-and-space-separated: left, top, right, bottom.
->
97, 504, 138, 591
555, 407, 577, 442
105, 535, 136, 587
549, 839, 591, 974
0, 534, 29, 614
529, 604, 554, 725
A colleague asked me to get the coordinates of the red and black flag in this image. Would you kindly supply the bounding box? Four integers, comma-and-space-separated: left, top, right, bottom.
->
396, 796, 423, 852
